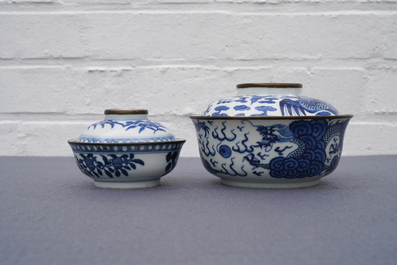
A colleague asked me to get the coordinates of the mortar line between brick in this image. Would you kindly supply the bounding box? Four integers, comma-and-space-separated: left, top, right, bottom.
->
0, 58, 396, 67
0, 10, 396, 15
0, 64, 396, 72
0, 59, 396, 66
0, 121, 395, 127
0, 115, 396, 126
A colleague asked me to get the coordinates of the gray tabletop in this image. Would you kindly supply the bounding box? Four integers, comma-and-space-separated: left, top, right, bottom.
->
0, 155, 396, 265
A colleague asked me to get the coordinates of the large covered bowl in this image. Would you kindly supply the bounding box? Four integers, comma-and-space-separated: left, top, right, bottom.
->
68, 109, 185, 189
190, 83, 353, 188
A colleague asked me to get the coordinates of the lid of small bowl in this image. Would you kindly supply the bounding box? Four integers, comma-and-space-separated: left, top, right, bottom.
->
201, 83, 340, 117
77, 109, 176, 143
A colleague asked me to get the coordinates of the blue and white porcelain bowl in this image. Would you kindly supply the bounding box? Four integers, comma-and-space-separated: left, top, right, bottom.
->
190, 83, 353, 189
68, 109, 185, 189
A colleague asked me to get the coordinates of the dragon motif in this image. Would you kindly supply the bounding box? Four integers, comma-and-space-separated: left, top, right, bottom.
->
279, 97, 339, 116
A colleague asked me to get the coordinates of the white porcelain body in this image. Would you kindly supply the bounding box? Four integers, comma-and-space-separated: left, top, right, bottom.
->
77, 113, 175, 143
68, 140, 185, 189
191, 83, 352, 188
191, 116, 351, 188
202, 86, 340, 117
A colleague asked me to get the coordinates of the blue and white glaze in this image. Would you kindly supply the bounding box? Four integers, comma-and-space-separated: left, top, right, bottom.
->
69, 109, 185, 188
192, 117, 351, 188
190, 83, 352, 188
202, 95, 340, 117
77, 113, 175, 143
68, 140, 185, 188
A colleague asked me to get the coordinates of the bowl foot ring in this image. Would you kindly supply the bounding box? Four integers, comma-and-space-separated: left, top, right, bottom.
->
221, 179, 320, 189
94, 179, 160, 189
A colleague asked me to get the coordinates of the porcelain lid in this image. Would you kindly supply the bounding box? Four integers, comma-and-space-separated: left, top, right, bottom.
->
77, 109, 176, 143
201, 83, 340, 117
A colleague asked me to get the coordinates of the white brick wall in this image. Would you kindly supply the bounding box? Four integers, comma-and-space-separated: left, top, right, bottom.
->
0, 0, 396, 157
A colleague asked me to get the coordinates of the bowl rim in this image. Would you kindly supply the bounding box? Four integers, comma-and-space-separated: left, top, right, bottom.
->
236, 83, 303, 88
189, 114, 354, 120
104, 109, 148, 115
68, 138, 186, 146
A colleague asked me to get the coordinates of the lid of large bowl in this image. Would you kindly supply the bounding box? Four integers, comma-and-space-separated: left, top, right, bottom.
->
77, 109, 176, 143
201, 83, 340, 117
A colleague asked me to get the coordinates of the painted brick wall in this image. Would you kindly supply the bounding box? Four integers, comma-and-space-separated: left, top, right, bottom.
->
0, 0, 396, 157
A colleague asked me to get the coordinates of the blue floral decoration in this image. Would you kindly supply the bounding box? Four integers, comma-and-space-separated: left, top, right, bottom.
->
88, 120, 167, 134
165, 151, 179, 173
76, 153, 144, 178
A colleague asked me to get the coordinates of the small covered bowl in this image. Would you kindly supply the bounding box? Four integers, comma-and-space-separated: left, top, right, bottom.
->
68, 109, 185, 189
190, 83, 353, 189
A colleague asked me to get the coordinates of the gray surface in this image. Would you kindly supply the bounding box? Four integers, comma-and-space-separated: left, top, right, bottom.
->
0, 155, 396, 265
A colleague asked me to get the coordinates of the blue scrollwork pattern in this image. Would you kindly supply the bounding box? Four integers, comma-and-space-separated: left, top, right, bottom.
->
193, 118, 350, 179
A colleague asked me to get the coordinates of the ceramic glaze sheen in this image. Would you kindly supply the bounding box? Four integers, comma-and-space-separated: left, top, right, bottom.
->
192, 116, 351, 188
68, 109, 185, 189
77, 110, 176, 143
68, 140, 185, 188
190, 83, 353, 189
202, 83, 340, 117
